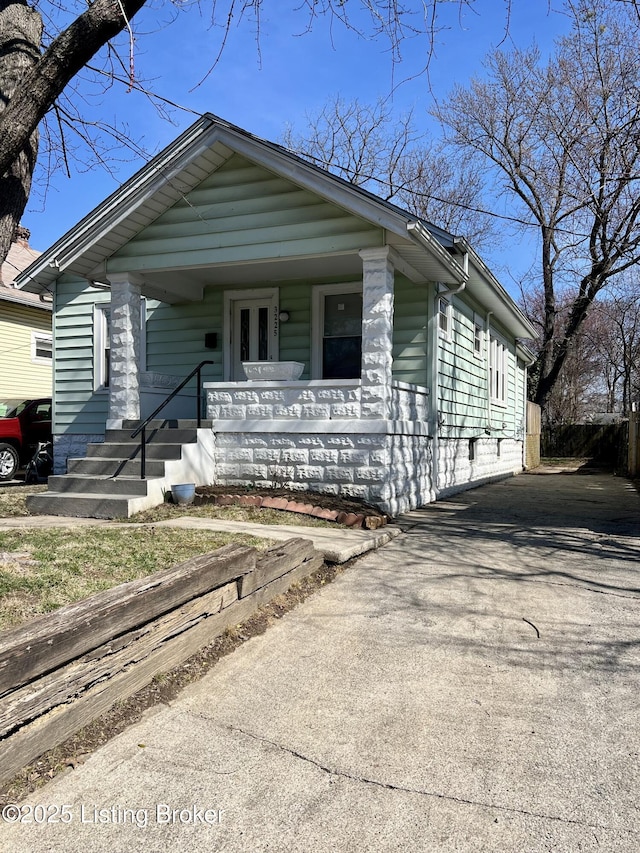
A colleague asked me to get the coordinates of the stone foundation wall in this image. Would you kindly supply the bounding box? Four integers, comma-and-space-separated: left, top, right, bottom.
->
437, 438, 523, 497
205, 379, 432, 516
211, 429, 435, 517
53, 434, 104, 474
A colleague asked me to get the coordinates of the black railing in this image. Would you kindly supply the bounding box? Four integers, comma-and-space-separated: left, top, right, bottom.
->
130, 360, 214, 479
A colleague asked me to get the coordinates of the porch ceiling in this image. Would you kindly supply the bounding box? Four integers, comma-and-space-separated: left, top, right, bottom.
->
117, 251, 369, 303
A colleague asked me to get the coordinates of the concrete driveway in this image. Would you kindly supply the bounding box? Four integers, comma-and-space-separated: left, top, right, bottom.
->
2, 470, 639, 852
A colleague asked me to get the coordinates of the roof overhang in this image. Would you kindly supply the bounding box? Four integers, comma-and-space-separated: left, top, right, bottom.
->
15, 114, 536, 341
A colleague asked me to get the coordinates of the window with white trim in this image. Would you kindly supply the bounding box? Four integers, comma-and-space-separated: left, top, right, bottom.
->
489, 336, 508, 405
312, 283, 363, 379
31, 332, 52, 363
94, 305, 111, 391
93, 300, 146, 392
473, 315, 484, 358
438, 296, 451, 339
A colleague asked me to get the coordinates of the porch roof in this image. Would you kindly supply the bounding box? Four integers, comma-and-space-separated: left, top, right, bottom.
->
15, 114, 535, 340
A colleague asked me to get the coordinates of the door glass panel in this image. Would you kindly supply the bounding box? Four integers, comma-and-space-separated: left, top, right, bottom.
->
240, 308, 250, 361
258, 306, 269, 361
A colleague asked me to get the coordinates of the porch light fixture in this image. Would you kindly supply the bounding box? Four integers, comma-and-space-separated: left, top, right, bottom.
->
278, 310, 290, 322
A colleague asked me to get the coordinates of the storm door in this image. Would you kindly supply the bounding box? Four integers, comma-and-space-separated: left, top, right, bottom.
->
231, 298, 274, 380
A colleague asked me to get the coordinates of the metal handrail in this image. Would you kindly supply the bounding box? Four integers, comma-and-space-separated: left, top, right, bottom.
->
130, 360, 214, 479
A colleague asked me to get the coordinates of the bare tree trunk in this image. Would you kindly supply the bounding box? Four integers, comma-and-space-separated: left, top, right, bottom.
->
0, 1, 41, 266
0, 0, 147, 265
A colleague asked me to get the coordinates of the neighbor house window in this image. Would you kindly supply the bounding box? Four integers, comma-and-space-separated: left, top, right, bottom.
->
312, 283, 363, 379
31, 332, 52, 363
489, 336, 508, 405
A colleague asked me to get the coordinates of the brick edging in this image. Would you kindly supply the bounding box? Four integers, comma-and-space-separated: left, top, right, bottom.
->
193, 493, 387, 529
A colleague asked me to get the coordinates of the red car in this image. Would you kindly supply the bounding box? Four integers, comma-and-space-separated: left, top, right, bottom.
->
0, 398, 52, 481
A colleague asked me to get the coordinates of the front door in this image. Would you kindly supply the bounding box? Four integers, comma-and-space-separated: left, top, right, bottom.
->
231, 298, 274, 380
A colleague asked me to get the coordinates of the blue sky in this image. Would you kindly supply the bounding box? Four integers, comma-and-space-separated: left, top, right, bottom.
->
26, 0, 571, 292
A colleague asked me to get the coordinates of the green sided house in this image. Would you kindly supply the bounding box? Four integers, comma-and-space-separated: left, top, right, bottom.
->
16, 115, 536, 518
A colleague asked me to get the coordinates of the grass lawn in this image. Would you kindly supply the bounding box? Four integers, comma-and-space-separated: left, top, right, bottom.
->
0, 526, 271, 631
0, 484, 334, 631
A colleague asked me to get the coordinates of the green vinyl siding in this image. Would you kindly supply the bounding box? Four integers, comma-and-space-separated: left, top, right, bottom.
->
277, 281, 312, 372
146, 289, 223, 382
438, 295, 491, 436
392, 276, 429, 386
436, 293, 525, 437
106, 155, 381, 276
53, 276, 110, 434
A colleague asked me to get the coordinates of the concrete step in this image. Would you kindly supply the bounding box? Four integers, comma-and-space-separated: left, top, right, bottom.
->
121, 419, 213, 431
26, 492, 141, 519
67, 457, 168, 477
85, 442, 183, 460
105, 428, 199, 444
47, 475, 161, 496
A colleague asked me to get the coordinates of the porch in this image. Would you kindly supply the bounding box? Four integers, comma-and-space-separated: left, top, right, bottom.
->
204, 377, 432, 516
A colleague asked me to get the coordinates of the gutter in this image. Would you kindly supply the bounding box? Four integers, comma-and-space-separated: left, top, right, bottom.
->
406, 221, 468, 286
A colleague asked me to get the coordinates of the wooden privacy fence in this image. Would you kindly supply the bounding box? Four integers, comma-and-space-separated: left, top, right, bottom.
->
0, 537, 322, 787
629, 411, 640, 477
541, 421, 629, 470
525, 401, 541, 470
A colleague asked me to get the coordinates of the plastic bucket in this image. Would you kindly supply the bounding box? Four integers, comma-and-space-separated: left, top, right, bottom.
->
171, 483, 196, 506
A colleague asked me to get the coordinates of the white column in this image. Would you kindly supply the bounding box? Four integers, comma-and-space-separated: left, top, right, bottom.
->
359, 246, 395, 419
106, 273, 142, 425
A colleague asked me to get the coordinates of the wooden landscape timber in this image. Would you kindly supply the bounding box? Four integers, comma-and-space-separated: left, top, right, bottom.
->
0, 537, 323, 787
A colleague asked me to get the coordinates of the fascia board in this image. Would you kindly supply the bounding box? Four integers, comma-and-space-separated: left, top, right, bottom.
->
17, 116, 219, 293
462, 242, 537, 340
0, 288, 52, 310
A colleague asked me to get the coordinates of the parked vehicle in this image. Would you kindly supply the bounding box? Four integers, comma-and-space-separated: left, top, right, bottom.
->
0, 398, 52, 481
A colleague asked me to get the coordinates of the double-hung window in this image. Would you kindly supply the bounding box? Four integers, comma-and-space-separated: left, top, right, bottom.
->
489, 336, 508, 405
94, 299, 146, 392
312, 283, 363, 379
438, 296, 451, 339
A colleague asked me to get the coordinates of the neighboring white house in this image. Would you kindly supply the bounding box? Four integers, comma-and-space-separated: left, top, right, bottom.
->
17, 115, 536, 518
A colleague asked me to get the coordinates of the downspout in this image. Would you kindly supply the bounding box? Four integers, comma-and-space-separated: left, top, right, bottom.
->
430, 243, 469, 499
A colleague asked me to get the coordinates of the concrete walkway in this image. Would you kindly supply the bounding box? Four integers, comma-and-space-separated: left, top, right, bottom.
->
0, 514, 399, 564
2, 470, 639, 852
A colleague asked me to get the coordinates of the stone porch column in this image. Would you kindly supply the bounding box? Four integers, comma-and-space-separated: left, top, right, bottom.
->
359, 246, 395, 419
106, 273, 143, 426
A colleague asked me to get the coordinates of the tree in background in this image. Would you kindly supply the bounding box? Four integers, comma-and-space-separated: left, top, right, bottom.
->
436, 0, 640, 415
0, 0, 513, 270
585, 282, 640, 415
522, 276, 640, 423
282, 95, 497, 250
